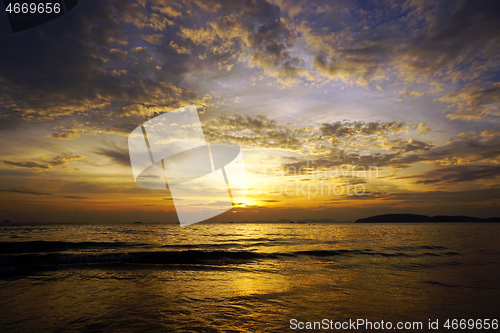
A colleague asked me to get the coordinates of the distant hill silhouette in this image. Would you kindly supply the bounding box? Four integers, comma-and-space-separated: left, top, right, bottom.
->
356, 214, 500, 223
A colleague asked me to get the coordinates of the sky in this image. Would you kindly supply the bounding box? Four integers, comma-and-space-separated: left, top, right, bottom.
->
0, 0, 499, 223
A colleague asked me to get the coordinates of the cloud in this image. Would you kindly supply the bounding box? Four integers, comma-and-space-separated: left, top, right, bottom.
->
204, 115, 434, 163
0, 189, 52, 196
389, 138, 433, 152
169, 41, 191, 54
0, 189, 88, 200
151, 5, 182, 18
1, 0, 498, 137
50, 131, 82, 140
0, 0, 200, 131
395, 132, 500, 166
286, 0, 500, 114
2, 154, 84, 171
415, 123, 431, 135
2, 160, 52, 170
62, 195, 89, 199
369, 188, 500, 203
0, 0, 499, 223
203, 112, 310, 150
179, 0, 303, 80
207, 200, 232, 206
439, 83, 500, 120
411, 165, 500, 185
481, 130, 500, 137
311, 53, 386, 86
276, 120, 499, 172
203, 112, 446, 168
396, 0, 500, 81
96, 149, 131, 167
319, 121, 406, 139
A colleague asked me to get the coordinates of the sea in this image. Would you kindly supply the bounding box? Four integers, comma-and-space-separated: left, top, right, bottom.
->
0, 222, 499, 332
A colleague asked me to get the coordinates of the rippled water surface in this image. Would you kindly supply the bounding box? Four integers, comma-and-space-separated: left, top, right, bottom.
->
0, 223, 499, 332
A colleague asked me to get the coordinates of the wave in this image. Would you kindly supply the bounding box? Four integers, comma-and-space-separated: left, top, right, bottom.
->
0, 239, 309, 255
382, 245, 448, 251
291, 249, 458, 258
0, 240, 466, 279
0, 241, 143, 254
0, 250, 274, 266
0, 250, 276, 278
0, 244, 466, 278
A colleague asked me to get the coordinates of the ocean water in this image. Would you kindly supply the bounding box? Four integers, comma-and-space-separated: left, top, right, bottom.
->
0, 223, 499, 332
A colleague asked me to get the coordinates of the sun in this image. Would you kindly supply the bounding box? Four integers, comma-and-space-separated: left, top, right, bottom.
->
233, 201, 256, 208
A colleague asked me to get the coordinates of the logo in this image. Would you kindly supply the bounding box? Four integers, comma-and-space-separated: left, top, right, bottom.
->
128, 105, 248, 227
4, 0, 80, 33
